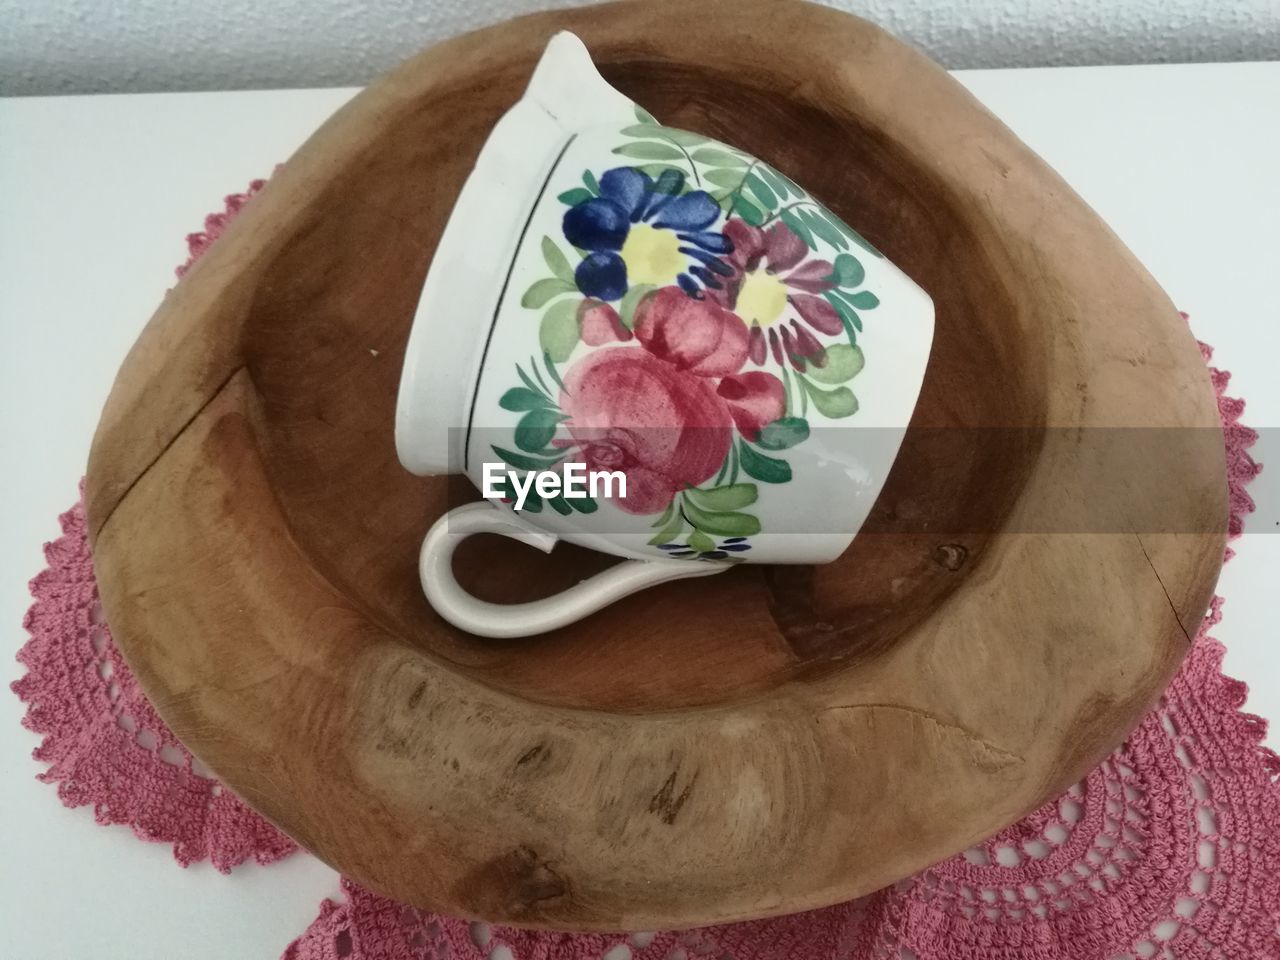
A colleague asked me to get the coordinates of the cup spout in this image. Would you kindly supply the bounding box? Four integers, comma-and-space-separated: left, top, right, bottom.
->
525, 31, 639, 131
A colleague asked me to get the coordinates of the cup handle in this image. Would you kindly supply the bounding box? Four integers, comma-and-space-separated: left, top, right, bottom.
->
419, 501, 728, 638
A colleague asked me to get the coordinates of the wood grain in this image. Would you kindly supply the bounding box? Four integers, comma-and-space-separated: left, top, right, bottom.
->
85, 0, 1227, 930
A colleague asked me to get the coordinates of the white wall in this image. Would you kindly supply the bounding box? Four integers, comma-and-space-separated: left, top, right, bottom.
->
3, 0, 1278, 96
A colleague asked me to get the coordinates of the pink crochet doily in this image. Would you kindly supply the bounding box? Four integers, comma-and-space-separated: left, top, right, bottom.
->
11, 184, 1277, 959
14, 495, 298, 871
11, 180, 294, 873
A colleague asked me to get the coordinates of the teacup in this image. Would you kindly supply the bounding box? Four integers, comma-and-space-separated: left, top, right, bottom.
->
396, 32, 934, 638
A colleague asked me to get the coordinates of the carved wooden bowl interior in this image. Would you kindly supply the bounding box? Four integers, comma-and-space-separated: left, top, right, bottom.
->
84, 0, 1227, 931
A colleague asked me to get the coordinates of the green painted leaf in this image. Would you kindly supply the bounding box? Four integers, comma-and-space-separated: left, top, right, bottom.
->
807, 344, 865, 384
491, 446, 565, 472
759, 164, 791, 199
661, 127, 711, 147
557, 187, 593, 206
713, 451, 731, 486
683, 499, 762, 538
499, 387, 551, 412
690, 147, 746, 168
583, 170, 600, 194
648, 506, 686, 545
521, 492, 543, 513
826, 290, 863, 334
703, 168, 746, 190
521, 277, 575, 309
831, 215, 882, 257
688, 529, 716, 554
732, 193, 765, 227
539, 298, 581, 363
514, 407, 567, 452
528, 354, 553, 394
825, 291, 851, 322
799, 378, 859, 419
541, 236, 575, 284
651, 500, 676, 529
737, 441, 792, 484
634, 104, 659, 125
744, 172, 776, 211
620, 123, 662, 138
756, 417, 810, 451
542, 350, 566, 392
776, 169, 804, 196
833, 253, 865, 288
570, 495, 598, 514
619, 283, 656, 329
846, 290, 880, 309
686, 483, 758, 512
547, 494, 573, 516
803, 209, 847, 250
780, 207, 814, 249
637, 163, 687, 183
620, 124, 706, 148
613, 141, 684, 161
516, 363, 549, 398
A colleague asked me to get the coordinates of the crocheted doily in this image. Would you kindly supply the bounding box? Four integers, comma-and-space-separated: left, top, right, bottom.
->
14, 496, 298, 871
11, 184, 1275, 959
11, 180, 293, 873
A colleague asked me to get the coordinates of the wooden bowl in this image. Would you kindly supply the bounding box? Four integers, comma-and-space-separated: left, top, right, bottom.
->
84, 0, 1227, 931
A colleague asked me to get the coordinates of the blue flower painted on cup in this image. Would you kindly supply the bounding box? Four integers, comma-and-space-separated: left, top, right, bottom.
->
562, 167, 734, 301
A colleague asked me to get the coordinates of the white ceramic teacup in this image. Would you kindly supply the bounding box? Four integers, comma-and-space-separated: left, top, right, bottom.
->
396, 32, 934, 638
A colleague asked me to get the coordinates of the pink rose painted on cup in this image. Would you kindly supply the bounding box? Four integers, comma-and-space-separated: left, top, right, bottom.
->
578, 299, 631, 345
716, 371, 786, 441
560, 347, 733, 515
633, 286, 750, 378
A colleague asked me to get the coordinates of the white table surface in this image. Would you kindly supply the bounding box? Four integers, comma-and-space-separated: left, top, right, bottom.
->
2, 61, 1278, 959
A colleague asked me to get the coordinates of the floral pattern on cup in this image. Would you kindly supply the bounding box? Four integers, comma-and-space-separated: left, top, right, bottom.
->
491, 108, 882, 559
